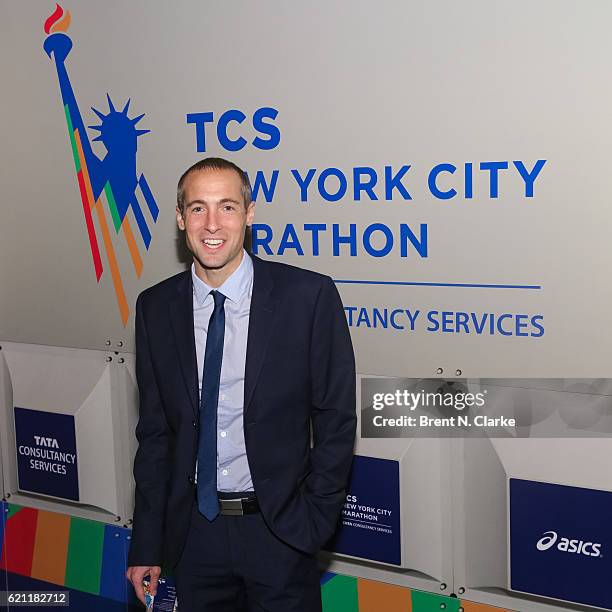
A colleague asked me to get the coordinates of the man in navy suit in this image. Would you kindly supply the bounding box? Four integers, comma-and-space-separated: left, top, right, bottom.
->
126, 157, 356, 611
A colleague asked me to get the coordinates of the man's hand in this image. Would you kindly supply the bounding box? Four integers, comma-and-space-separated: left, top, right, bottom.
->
126, 565, 162, 606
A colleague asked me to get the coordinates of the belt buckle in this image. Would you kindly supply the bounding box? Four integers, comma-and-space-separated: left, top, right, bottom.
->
220, 498, 244, 516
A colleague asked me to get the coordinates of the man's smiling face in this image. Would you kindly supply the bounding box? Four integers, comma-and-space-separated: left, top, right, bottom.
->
177, 167, 254, 287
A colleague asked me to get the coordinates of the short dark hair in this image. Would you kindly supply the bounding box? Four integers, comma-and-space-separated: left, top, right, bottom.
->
176, 157, 252, 213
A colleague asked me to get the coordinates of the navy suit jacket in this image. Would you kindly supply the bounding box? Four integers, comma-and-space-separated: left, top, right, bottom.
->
128, 254, 356, 568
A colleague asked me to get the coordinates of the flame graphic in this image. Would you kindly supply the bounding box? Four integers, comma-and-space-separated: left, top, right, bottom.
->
44, 4, 71, 34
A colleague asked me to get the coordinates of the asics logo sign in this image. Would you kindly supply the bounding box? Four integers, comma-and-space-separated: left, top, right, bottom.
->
536, 531, 602, 558
536, 531, 557, 551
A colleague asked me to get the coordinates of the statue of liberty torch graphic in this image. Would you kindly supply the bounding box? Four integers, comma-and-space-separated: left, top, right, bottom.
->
43, 4, 159, 325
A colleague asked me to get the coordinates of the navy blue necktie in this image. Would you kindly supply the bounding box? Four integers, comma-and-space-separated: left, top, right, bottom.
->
197, 289, 226, 520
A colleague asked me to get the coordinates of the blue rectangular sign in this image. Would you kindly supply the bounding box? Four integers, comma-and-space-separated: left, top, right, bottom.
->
325, 455, 400, 565
15, 407, 79, 501
510, 478, 612, 609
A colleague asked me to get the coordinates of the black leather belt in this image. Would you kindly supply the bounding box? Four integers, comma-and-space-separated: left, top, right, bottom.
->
218, 494, 259, 516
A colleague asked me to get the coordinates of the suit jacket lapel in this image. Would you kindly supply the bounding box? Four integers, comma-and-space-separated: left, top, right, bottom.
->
244, 256, 279, 413
169, 271, 199, 417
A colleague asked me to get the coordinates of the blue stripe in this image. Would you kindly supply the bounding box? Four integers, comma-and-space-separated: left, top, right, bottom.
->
139, 174, 159, 221
130, 194, 152, 249
99, 525, 130, 603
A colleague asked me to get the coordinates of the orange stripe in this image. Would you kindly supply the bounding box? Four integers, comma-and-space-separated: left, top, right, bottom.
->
122, 217, 143, 277
73, 130, 95, 210
73, 129, 130, 324
31, 510, 70, 585
94, 200, 130, 325
357, 578, 412, 612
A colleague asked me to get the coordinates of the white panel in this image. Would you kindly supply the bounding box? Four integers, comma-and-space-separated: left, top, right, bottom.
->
0, 342, 137, 524
453, 381, 612, 610
74, 366, 120, 516
328, 375, 453, 595
115, 353, 139, 521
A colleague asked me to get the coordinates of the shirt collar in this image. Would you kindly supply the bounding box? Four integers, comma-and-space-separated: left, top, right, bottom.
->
191, 249, 253, 305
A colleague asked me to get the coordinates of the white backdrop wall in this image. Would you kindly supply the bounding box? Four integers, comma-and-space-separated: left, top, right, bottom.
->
2, 1, 611, 374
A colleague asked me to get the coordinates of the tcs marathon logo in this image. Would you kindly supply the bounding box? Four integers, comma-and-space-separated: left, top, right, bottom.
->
536, 530, 602, 558
43, 4, 158, 325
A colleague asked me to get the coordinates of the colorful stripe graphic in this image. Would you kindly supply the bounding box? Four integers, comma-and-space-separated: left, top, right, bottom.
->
95, 196, 130, 325
123, 217, 144, 277
100, 524, 131, 603
73, 129, 130, 325
358, 578, 412, 611
65, 516, 105, 595
104, 182, 121, 232
321, 574, 359, 612
44, 6, 159, 325
139, 174, 159, 221
0, 506, 135, 604
411, 589, 461, 611
0, 505, 37, 576
65, 105, 103, 281
0, 505, 516, 611
128, 191, 152, 249
30, 510, 71, 585
320, 572, 505, 612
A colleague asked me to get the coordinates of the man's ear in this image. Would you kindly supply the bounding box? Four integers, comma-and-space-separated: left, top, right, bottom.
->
176, 206, 185, 230
246, 201, 255, 226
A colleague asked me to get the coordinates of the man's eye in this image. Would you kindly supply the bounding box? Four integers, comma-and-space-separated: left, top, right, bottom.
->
192, 206, 203, 213
223, 205, 236, 212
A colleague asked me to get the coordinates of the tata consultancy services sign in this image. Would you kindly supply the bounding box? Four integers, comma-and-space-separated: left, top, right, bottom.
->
15, 407, 79, 501
509, 478, 612, 609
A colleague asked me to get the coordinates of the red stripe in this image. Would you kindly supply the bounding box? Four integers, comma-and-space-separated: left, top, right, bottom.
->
77, 170, 103, 281
0, 507, 38, 576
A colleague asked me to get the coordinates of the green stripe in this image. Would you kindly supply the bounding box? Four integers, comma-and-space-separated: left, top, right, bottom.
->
321, 575, 358, 612
6, 503, 22, 520
65, 516, 104, 594
412, 590, 461, 611
63, 105, 81, 172
104, 182, 121, 232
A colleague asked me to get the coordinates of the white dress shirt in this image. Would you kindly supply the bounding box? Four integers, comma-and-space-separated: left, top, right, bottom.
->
192, 250, 254, 492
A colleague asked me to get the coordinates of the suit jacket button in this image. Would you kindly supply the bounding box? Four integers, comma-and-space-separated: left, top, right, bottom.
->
192, 420, 197, 428
188, 475, 194, 484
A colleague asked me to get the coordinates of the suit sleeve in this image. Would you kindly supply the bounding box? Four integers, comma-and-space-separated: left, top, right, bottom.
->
128, 294, 171, 567
304, 275, 357, 546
